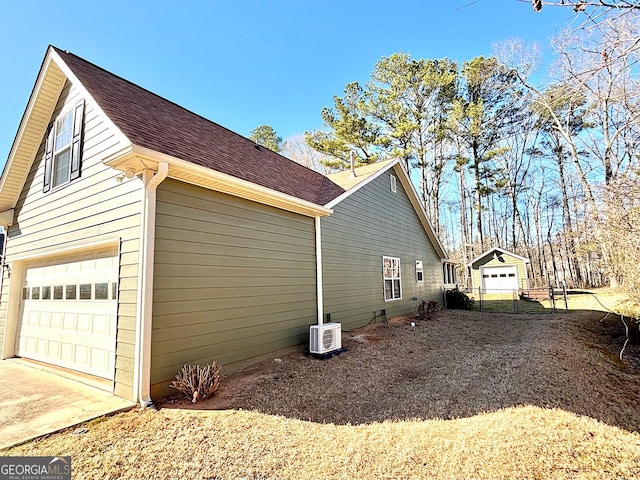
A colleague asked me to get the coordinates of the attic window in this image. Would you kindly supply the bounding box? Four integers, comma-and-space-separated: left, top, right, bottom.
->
390, 174, 397, 193
43, 100, 85, 193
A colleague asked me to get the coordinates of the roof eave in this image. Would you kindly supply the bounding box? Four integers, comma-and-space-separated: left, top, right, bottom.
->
0, 48, 65, 213
104, 145, 332, 218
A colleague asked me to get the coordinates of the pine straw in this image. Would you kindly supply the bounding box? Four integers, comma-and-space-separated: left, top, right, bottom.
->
3, 309, 640, 480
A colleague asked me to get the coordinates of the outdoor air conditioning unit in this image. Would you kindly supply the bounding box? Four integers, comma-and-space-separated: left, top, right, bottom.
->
309, 322, 342, 354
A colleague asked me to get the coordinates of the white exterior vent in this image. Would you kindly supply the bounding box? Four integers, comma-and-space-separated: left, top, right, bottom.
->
310, 322, 342, 354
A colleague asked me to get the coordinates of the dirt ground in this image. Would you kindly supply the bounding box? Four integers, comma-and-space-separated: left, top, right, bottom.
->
159, 308, 640, 432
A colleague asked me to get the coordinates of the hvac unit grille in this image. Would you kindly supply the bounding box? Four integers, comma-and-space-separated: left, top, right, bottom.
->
309, 322, 342, 354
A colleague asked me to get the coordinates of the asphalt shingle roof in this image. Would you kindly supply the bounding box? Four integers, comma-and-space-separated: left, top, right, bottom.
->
54, 47, 345, 206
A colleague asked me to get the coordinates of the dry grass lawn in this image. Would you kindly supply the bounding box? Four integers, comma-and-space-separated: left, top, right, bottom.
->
3, 301, 640, 479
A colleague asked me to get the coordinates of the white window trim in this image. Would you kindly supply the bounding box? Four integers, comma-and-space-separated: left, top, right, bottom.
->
51, 109, 74, 190
390, 174, 397, 193
383, 256, 402, 301
415, 260, 424, 283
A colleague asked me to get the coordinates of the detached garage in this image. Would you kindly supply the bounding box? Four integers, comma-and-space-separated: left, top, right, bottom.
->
468, 247, 530, 293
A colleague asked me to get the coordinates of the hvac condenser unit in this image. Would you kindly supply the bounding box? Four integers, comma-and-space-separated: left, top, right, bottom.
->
309, 322, 342, 354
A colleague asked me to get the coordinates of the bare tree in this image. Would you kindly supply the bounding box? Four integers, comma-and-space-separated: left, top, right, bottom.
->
282, 134, 332, 174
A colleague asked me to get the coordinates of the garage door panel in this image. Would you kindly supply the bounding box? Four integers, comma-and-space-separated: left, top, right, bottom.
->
481, 265, 519, 291
16, 246, 118, 380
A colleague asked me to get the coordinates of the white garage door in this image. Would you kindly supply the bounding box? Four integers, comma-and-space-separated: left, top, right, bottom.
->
481, 265, 518, 292
16, 247, 119, 380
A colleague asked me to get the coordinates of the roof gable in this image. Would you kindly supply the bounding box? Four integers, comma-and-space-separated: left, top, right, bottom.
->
326, 158, 448, 260
52, 48, 345, 207
467, 247, 530, 267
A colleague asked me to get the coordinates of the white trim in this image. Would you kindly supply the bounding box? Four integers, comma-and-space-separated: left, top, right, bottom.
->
315, 216, 324, 326
325, 158, 401, 209
104, 145, 333, 219
382, 256, 402, 302
133, 162, 168, 408
8, 237, 121, 262
390, 174, 397, 193
415, 260, 424, 283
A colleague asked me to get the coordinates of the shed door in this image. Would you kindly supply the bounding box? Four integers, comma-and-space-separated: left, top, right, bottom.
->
480, 265, 518, 292
16, 247, 118, 380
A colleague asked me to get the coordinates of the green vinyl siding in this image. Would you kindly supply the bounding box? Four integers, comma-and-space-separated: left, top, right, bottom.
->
151, 179, 317, 387
0, 80, 140, 401
470, 251, 529, 290
322, 167, 443, 331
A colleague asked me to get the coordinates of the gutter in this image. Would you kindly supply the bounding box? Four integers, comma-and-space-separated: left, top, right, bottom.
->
133, 162, 168, 408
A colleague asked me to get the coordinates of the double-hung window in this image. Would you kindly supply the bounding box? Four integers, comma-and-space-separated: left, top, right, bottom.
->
383, 256, 402, 301
43, 100, 85, 192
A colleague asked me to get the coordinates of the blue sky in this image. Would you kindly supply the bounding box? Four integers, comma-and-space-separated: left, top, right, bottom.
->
0, 0, 578, 166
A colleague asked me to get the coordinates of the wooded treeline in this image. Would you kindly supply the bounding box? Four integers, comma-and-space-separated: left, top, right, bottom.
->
298, 12, 639, 296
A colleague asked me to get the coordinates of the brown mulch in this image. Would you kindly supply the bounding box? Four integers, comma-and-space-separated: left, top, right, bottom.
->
160, 309, 640, 432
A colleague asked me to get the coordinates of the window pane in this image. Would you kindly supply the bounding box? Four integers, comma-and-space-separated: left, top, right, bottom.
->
65, 284, 77, 300
95, 283, 109, 300
392, 259, 400, 278
393, 279, 401, 299
31, 287, 40, 300
54, 111, 73, 150
79, 284, 92, 300
383, 257, 392, 278
112, 282, 118, 300
42, 286, 51, 300
53, 285, 63, 300
384, 279, 393, 300
22, 287, 29, 300
52, 148, 71, 187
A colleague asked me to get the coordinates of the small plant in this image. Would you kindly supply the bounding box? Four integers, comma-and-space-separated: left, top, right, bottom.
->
169, 361, 221, 403
445, 288, 475, 310
416, 300, 438, 320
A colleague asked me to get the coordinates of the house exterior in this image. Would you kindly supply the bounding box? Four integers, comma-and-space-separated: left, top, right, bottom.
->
467, 247, 530, 292
0, 47, 451, 404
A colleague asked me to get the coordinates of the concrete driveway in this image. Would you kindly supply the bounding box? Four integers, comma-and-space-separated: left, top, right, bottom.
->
0, 360, 135, 449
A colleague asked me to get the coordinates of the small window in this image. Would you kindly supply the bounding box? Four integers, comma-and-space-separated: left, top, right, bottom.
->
500, 274, 507, 278
112, 282, 118, 300
53, 285, 64, 300
482, 274, 489, 278
52, 110, 74, 189
22, 287, 29, 300
43, 100, 84, 193
508, 273, 516, 277
383, 256, 402, 301
491, 274, 498, 278
415, 260, 424, 283
95, 283, 109, 300
65, 284, 77, 300
390, 174, 397, 193
31, 287, 40, 300
79, 284, 92, 300
42, 286, 51, 300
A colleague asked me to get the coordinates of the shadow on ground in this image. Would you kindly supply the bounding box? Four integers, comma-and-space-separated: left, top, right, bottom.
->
158, 309, 640, 432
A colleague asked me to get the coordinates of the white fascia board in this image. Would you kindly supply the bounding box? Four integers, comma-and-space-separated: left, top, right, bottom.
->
0, 52, 63, 210
324, 158, 402, 209
108, 145, 333, 218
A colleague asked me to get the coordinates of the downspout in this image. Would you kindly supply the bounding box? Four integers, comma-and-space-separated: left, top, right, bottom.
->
133, 162, 168, 408
315, 216, 324, 326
